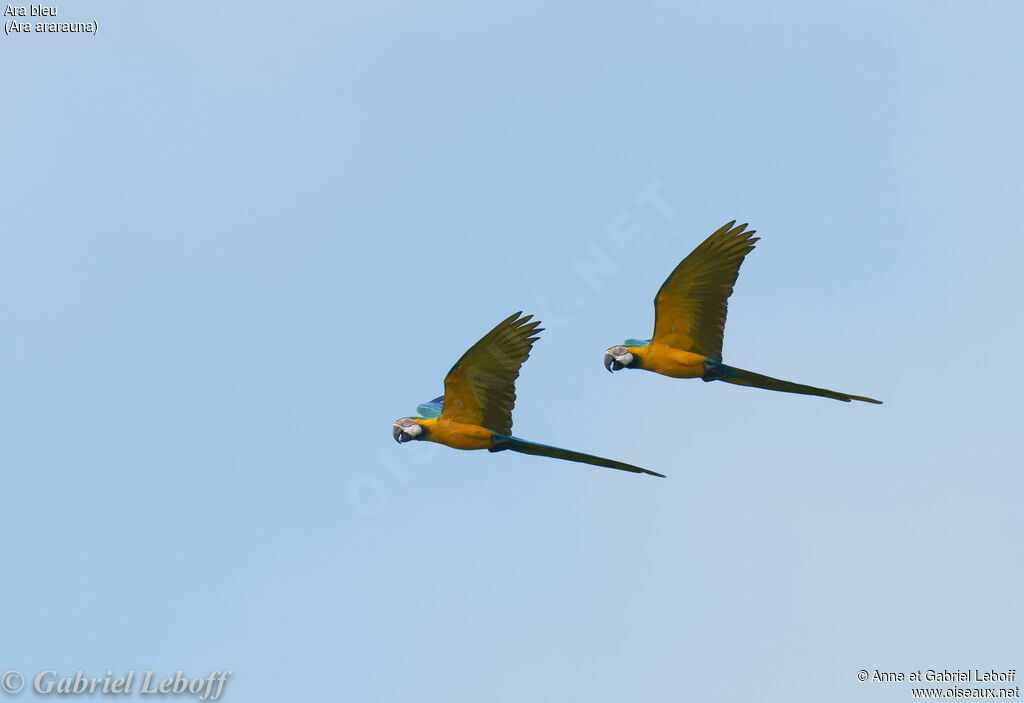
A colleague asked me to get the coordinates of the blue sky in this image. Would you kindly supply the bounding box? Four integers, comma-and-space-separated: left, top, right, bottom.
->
2, 1, 1022, 701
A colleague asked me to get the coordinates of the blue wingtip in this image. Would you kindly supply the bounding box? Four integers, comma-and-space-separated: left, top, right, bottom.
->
416, 396, 445, 418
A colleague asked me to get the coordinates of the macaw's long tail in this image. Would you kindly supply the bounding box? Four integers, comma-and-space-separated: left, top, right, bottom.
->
490, 435, 665, 478
704, 360, 882, 404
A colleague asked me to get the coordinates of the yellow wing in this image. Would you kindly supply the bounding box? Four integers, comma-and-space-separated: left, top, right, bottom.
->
652, 221, 758, 361
440, 312, 543, 435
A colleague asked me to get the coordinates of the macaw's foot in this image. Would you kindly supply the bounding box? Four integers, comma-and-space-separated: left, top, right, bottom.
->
489, 435, 512, 453
701, 360, 730, 382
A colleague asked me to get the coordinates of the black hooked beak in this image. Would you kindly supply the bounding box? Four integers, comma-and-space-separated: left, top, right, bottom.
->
392, 425, 407, 443
604, 351, 624, 373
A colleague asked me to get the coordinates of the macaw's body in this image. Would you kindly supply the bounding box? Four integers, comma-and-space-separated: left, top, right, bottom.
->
412, 417, 494, 450
604, 221, 882, 404
622, 344, 707, 379
394, 312, 663, 477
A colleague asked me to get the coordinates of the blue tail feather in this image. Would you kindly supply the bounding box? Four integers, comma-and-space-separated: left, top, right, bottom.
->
703, 361, 882, 404
490, 434, 664, 477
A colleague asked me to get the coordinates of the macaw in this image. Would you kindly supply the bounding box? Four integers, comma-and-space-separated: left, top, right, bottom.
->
603, 221, 882, 404
393, 312, 664, 477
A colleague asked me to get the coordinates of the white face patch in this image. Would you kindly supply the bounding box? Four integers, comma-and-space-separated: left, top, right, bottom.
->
610, 348, 634, 365
604, 346, 635, 372
393, 417, 424, 442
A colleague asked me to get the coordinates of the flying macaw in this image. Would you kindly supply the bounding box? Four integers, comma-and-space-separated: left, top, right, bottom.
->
603, 221, 882, 404
393, 312, 664, 477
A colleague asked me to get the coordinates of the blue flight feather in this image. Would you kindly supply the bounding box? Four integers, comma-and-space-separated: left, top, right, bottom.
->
416, 396, 444, 418
623, 338, 651, 346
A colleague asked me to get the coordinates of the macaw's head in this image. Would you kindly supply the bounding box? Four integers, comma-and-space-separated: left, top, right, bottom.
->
604, 345, 638, 372
392, 417, 425, 443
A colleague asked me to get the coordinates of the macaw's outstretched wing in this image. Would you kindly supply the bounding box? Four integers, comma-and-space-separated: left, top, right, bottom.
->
440, 311, 543, 435
652, 221, 758, 361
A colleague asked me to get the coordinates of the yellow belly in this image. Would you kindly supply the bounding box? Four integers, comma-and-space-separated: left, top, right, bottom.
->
633, 344, 707, 379
420, 418, 495, 450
